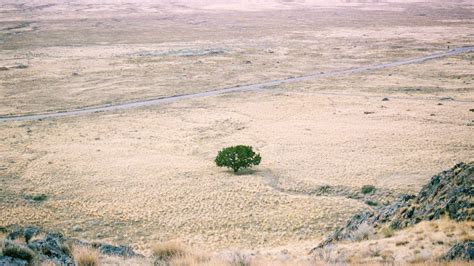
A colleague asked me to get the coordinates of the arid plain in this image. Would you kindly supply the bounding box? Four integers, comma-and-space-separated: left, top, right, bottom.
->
1, 0, 473, 264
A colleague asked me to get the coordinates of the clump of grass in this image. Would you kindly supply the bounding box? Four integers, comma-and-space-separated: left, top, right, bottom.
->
73, 246, 100, 266
395, 240, 409, 246
227, 252, 251, 266
350, 222, 375, 242
169, 253, 220, 266
1, 240, 37, 262
24, 193, 48, 202
319, 185, 331, 194
379, 226, 395, 238
152, 241, 187, 263
365, 200, 378, 206
60, 240, 73, 257
361, 185, 376, 194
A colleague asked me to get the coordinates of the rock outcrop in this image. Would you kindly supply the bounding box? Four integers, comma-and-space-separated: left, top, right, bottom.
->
0, 226, 139, 265
441, 241, 474, 261
311, 162, 473, 255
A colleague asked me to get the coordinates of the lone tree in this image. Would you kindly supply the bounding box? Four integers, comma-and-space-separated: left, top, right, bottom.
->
215, 145, 261, 173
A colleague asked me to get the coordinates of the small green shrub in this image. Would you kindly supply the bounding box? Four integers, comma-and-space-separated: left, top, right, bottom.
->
2, 240, 37, 262
365, 200, 379, 206
24, 194, 48, 202
215, 145, 261, 173
319, 185, 331, 194
361, 185, 376, 194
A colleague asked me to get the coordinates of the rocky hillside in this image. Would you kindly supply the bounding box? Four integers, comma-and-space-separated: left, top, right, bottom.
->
311, 162, 473, 261
0, 226, 140, 265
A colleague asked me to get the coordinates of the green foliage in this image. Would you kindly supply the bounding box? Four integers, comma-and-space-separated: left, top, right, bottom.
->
2, 240, 37, 262
24, 194, 48, 201
365, 200, 379, 206
361, 185, 376, 194
215, 145, 261, 173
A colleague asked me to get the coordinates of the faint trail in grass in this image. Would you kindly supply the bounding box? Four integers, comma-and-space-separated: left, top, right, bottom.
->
1, 45, 473, 122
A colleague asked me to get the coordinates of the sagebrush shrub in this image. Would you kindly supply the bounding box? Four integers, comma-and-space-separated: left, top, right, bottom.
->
361, 185, 376, 194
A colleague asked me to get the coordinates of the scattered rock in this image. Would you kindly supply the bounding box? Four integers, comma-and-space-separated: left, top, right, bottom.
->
27, 232, 73, 265
364, 111, 375, 115
72, 72, 79, 76
437, 103, 443, 106
0, 67, 9, 71
92, 243, 136, 257
1, 226, 140, 265
244, 60, 252, 64
72, 225, 82, 232
440, 97, 454, 101
0, 256, 28, 266
13, 64, 28, 69
311, 162, 473, 252
382, 97, 389, 101
441, 241, 473, 261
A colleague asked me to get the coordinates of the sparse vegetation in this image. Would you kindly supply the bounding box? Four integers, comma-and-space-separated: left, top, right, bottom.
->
215, 145, 261, 173
73, 246, 100, 266
361, 185, 376, 194
380, 226, 395, 238
350, 222, 375, 241
152, 241, 187, 263
24, 193, 48, 202
1, 240, 37, 263
226, 252, 251, 266
365, 200, 379, 206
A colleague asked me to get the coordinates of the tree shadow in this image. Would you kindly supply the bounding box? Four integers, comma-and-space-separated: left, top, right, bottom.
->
233, 168, 256, 176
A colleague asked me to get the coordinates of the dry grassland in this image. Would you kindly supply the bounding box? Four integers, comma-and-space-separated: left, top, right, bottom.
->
0, 0, 473, 262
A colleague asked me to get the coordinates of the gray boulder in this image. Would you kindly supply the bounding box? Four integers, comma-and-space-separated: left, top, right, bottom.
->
442, 241, 473, 261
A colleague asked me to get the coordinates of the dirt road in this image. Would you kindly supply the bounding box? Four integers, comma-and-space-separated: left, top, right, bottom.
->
1, 46, 473, 122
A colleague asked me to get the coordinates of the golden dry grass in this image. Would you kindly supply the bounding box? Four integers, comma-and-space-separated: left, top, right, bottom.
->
73, 246, 100, 266
152, 241, 188, 261
0, 1, 472, 115
324, 219, 473, 265
0, 0, 473, 264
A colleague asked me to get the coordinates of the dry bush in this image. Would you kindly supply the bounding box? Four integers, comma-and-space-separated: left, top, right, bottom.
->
314, 244, 334, 263
1, 240, 37, 262
152, 241, 188, 264
226, 252, 251, 266
379, 226, 395, 238
169, 253, 225, 266
0, 240, 5, 256
350, 222, 375, 242
28, 232, 47, 243
73, 246, 100, 266
100, 255, 153, 265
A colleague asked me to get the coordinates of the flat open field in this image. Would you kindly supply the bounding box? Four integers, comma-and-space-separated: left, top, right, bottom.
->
1, 0, 473, 257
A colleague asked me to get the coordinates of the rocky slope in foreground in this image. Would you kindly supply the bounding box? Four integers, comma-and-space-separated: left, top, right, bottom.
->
1, 163, 472, 265
311, 162, 473, 261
